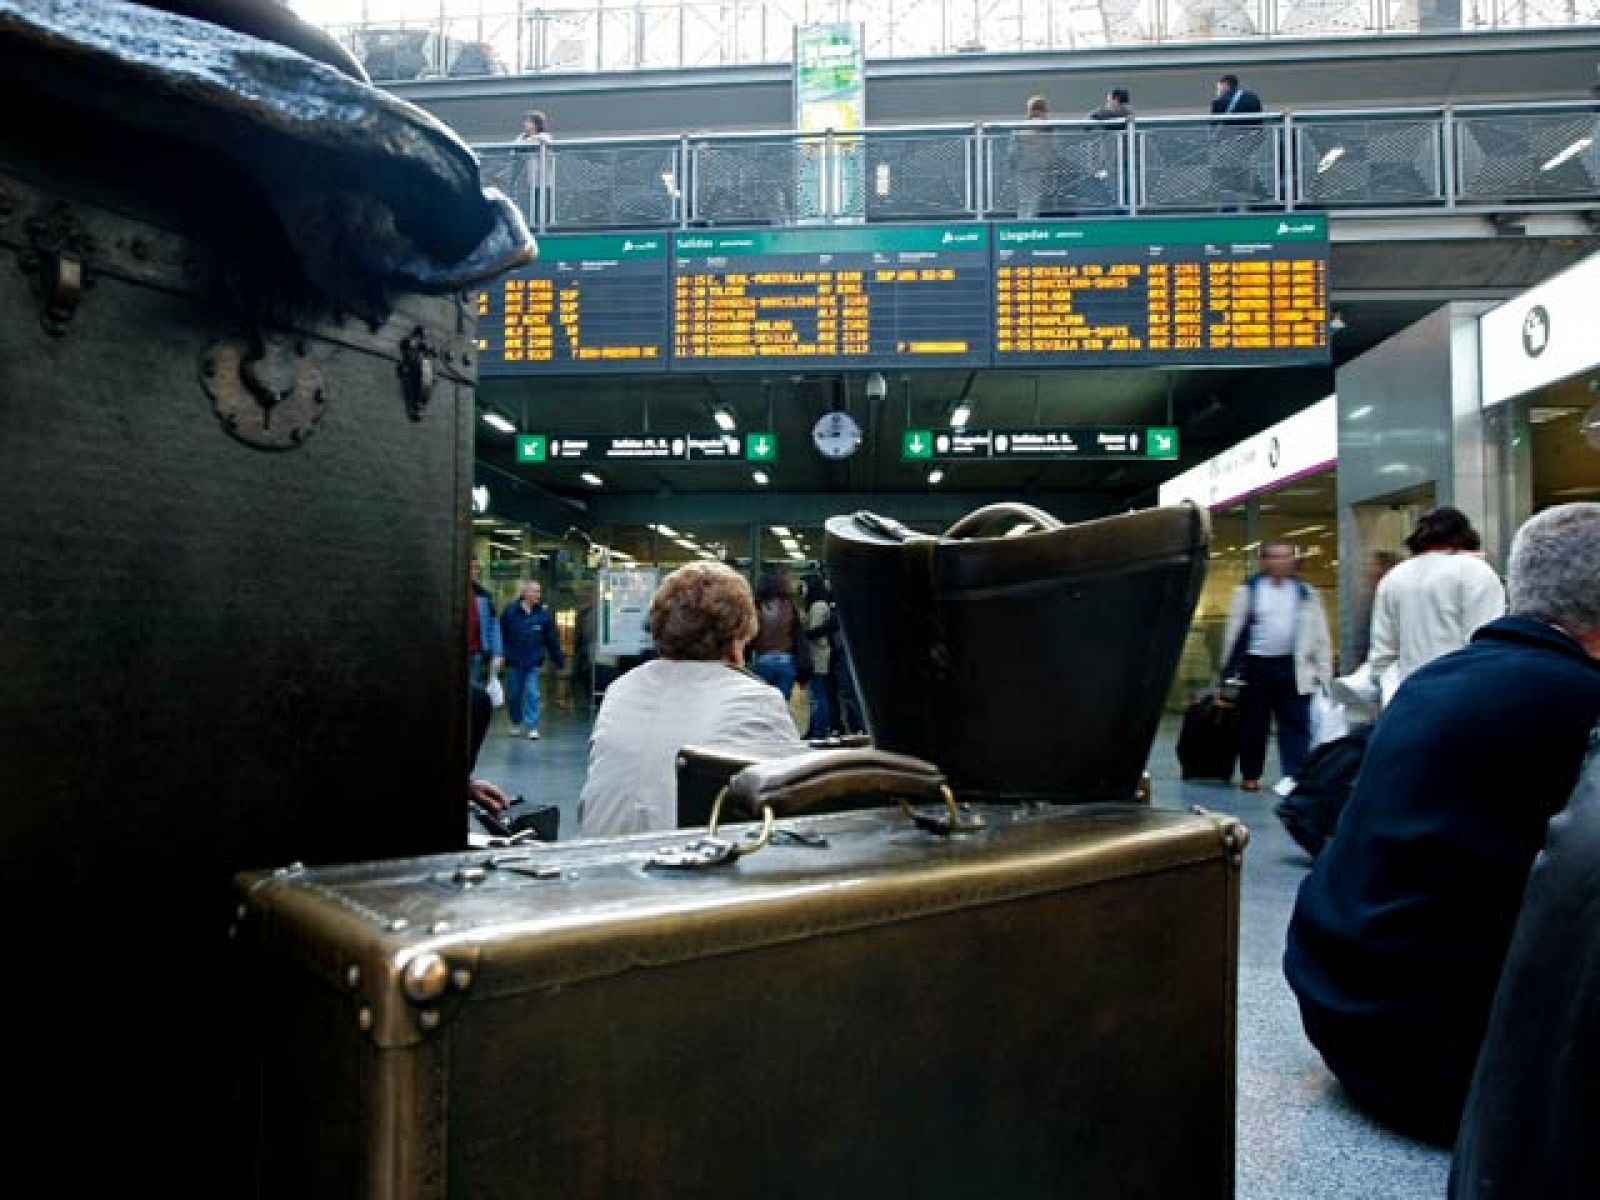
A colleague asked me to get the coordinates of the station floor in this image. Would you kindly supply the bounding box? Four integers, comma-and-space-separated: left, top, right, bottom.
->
474, 698, 1453, 1199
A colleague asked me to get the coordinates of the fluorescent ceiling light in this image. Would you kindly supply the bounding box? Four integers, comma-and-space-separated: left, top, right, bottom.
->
495, 528, 521, 536
1281, 524, 1325, 538
1541, 136, 1593, 173
770, 525, 792, 537
481, 411, 516, 434
472, 518, 497, 526
949, 403, 972, 429
752, 470, 770, 485
580, 472, 604, 487
654, 524, 679, 537
927, 468, 945, 485
488, 541, 520, 553
713, 407, 738, 432
1315, 146, 1346, 175
1347, 405, 1374, 420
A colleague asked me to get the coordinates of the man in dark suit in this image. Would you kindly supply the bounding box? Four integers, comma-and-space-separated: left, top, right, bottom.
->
1210, 73, 1267, 207
1284, 503, 1600, 1146
1210, 73, 1262, 120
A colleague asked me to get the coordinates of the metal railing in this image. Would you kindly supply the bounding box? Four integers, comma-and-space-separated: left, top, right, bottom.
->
317, 0, 1600, 80
474, 101, 1600, 229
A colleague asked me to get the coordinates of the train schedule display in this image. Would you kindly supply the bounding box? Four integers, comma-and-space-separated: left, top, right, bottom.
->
476, 234, 670, 374
993, 215, 1329, 368
670, 225, 991, 371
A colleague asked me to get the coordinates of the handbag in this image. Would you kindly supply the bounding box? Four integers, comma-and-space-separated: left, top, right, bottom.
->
826, 502, 1209, 805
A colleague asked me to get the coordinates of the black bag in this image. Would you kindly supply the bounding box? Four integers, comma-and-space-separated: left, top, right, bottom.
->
1177, 694, 1241, 782
826, 503, 1208, 805
472, 797, 560, 842
1273, 724, 1373, 859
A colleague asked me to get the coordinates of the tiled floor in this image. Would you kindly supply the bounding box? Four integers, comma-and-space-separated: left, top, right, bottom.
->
473, 700, 1452, 1199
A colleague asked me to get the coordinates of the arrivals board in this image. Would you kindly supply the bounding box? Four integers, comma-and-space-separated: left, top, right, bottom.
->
476, 234, 670, 374
670, 225, 990, 371
993, 215, 1329, 368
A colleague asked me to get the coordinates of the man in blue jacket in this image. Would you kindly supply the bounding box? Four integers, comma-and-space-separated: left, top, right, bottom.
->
500, 580, 566, 740
1284, 503, 1600, 1145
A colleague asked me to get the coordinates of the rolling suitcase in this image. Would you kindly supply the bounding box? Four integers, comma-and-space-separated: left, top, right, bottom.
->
234, 750, 1248, 1198
1178, 694, 1242, 782
0, 0, 531, 1186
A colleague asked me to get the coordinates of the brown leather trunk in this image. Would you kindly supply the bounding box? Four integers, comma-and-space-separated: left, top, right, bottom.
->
234, 800, 1246, 1198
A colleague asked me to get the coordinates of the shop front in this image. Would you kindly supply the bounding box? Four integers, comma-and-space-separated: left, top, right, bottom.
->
1159, 396, 1339, 709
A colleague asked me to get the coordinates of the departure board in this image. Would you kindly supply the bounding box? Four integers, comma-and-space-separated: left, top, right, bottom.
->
670, 225, 990, 371
993, 216, 1329, 368
476, 234, 669, 374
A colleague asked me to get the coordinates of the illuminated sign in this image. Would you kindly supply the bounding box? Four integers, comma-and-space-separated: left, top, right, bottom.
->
670, 225, 990, 371
903, 426, 1180, 461
994, 215, 1329, 367
477, 234, 669, 374
516, 432, 778, 465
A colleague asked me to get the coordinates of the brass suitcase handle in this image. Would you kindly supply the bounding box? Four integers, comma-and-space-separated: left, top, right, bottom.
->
724, 747, 947, 819
942, 502, 1064, 538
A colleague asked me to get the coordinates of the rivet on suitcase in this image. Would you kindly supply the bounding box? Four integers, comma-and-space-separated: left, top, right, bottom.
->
234, 751, 1248, 1198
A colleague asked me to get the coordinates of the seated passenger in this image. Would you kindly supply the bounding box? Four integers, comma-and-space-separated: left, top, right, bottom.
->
1284, 503, 1600, 1145
1450, 729, 1600, 1199
579, 562, 802, 838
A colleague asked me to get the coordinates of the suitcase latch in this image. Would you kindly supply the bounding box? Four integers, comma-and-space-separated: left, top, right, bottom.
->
21, 202, 92, 336
399, 326, 436, 422
645, 837, 743, 871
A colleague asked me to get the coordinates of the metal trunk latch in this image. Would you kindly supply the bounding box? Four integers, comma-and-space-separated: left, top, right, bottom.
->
201, 331, 328, 451
399, 326, 436, 422
21, 202, 92, 336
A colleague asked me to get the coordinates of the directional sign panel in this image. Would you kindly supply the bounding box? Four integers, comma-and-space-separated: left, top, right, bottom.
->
671, 225, 991, 371
924, 426, 1181, 461
477, 234, 670, 375
993, 215, 1329, 368
517, 432, 773, 465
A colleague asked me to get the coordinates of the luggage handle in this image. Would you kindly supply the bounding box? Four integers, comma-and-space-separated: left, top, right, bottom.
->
942, 502, 1064, 539
705, 747, 983, 846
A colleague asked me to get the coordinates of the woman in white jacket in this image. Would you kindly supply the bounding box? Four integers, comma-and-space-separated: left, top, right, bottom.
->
1366, 507, 1506, 694
579, 562, 801, 838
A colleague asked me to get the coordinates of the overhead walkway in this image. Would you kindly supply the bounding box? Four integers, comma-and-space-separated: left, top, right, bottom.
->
475, 102, 1600, 231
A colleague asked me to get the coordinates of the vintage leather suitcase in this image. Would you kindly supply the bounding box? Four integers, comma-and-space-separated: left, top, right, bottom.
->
0, 0, 531, 1185
234, 751, 1247, 1198
826, 502, 1208, 806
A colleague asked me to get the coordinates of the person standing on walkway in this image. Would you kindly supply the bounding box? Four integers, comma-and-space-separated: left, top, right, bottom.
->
1210, 73, 1262, 121
468, 559, 503, 690
1222, 540, 1333, 790
802, 573, 837, 739
1365, 506, 1505, 695
514, 109, 553, 226
501, 580, 565, 739
748, 573, 803, 700
1013, 94, 1055, 219
1088, 87, 1134, 121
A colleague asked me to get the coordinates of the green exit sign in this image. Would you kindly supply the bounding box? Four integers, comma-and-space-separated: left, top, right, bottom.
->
1145, 427, 1179, 459
745, 432, 778, 462
516, 435, 547, 463
901, 429, 933, 460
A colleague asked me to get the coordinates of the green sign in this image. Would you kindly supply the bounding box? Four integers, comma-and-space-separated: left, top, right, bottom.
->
746, 432, 778, 462
673, 225, 988, 259
994, 214, 1328, 249
1146, 426, 1180, 459
923, 427, 1181, 461
516, 434, 547, 463
535, 232, 668, 261
901, 429, 934, 461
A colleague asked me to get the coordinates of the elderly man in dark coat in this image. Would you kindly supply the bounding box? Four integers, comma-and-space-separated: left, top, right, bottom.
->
1284, 503, 1600, 1145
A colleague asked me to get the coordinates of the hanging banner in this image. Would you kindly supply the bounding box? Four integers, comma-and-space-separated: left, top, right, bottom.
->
793, 22, 865, 221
